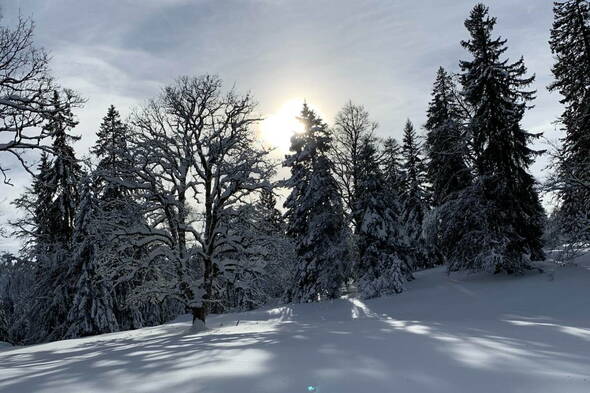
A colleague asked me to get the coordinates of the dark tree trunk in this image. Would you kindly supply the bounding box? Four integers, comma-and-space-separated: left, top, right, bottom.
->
191, 306, 206, 325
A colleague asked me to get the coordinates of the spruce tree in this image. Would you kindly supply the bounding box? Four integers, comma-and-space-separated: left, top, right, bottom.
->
354, 137, 404, 299
257, 188, 284, 236
91, 105, 131, 200
400, 120, 429, 269
65, 178, 119, 338
457, 4, 545, 272
425, 67, 472, 207
11, 153, 54, 255
382, 137, 405, 204
253, 187, 295, 302
90, 105, 154, 330
43, 90, 83, 246
18, 90, 84, 343
548, 0, 590, 243
32, 153, 54, 244
284, 103, 350, 302
380, 136, 416, 275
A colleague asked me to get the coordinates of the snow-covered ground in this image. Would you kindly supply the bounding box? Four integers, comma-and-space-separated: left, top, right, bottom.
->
1, 255, 589, 393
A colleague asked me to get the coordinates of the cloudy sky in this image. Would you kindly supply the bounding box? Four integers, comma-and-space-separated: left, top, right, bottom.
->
0, 0, 561, 251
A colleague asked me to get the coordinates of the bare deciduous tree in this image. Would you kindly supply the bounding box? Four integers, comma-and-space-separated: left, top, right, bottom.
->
0, 16, 83, 184
330, 101, 378, 232
122, 75, 274, 327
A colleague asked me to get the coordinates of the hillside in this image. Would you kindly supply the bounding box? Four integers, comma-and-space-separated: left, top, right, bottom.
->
1, 254, 589, 393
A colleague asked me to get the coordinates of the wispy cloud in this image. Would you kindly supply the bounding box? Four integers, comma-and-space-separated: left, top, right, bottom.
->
0, 0, 562, 251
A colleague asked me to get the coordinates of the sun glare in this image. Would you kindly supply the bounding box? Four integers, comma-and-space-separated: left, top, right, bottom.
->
259, 98, 305, 152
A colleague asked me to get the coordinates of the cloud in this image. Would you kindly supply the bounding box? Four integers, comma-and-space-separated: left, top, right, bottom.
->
0, 0, 564, 251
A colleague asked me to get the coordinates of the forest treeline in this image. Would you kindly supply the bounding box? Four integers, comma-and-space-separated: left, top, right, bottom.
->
0, 2, 589, 344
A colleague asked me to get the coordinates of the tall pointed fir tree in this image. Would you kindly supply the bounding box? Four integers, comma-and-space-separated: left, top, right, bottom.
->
354, 137, 404, 299
89, 105, 156, 331
380, 136, 415, 276
382, 137, 405, 209
23, 90, 84, 343
400, 120, 429, 269
257, 188, 284, 236
425, 67, 472, 207
423, 68, 473, 268
453, 4, 545, 273
91, 105, 132, 200
11, 152, 54, 255
44, 91, 84, 247
7, 154, 53, 343
254, 188, 295, 302
65, 177, 119, 338
548, 0, 590, 244
284, 103, 350, 302
32, 154, 54, 249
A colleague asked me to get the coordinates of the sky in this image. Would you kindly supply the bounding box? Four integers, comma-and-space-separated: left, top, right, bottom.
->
0, 0, 562, 252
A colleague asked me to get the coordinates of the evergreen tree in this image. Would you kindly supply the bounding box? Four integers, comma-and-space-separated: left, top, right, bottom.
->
11, 153, 54, 255
43, 90, 83, 246
380, 137, 415, 275
32, 153, 54, 246
65, 178, 119, 338
455, 4, 545, 272
0, 252, 33, 344
354, 137, 404, 299
16, 90, 84, 343
400, 120, 429, 269
257, 188, 284, 236
90, 106, 162, 331
91, 105, 132, 200
284, 103, 350, 302
425, 67, 472, 207
254, 188, 295, 302
548, 0, 590, 244
382, 137, 405, 204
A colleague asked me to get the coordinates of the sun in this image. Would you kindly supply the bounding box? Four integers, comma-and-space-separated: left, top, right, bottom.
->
258, 98, 305, 152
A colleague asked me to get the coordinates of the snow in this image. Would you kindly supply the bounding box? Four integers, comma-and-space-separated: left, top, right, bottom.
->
1, 255, 590, 393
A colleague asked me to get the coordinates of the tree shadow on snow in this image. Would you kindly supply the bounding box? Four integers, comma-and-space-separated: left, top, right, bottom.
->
1, 280, 590, 393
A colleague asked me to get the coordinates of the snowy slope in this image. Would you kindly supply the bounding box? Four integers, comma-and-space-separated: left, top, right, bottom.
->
1, 255, 589, 393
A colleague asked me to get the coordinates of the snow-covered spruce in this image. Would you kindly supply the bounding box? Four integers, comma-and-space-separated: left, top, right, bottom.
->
422, 67, 473, 270
11, 91, 85, 343
283, 103, 351, 302
424, 67, 471, 208
354, 137, 404, 298
399, 119, 430, 270
547, 0, 590, 249
443, 4, 545, 273
65, 178, 119, 338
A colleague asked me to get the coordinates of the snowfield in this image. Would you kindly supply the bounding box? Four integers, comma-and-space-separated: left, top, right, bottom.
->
1, 255, 589, 393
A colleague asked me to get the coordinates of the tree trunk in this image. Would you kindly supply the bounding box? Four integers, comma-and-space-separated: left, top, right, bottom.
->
191, 306, 206, 325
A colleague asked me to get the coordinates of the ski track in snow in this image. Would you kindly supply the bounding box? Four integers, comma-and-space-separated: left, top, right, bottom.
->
1, 254, 589, 393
